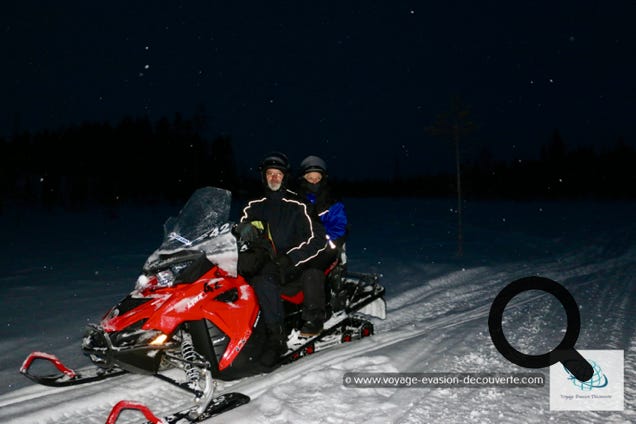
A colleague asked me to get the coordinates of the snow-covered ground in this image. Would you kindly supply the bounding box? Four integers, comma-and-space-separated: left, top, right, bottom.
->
0, 196, 634, 423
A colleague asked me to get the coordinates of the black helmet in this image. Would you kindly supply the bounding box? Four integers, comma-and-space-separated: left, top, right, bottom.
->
299, 155, 327, 175
259, 151, 291, 174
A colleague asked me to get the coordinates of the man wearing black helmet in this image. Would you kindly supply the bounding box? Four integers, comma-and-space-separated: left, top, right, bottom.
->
237, 152, 328, 367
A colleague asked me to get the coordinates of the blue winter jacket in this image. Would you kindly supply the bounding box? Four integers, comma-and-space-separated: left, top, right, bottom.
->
304, 192, 348, 245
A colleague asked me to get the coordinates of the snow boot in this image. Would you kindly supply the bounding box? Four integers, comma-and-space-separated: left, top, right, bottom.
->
300, 307, 325, 337
300, 319, 324, 337
260, 323, 287, 368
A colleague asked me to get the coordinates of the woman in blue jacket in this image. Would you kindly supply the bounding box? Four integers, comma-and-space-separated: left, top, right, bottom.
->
293, 155, 349, 336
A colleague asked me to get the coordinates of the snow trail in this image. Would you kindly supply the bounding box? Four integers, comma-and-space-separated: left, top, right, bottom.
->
1, 199, 634, 423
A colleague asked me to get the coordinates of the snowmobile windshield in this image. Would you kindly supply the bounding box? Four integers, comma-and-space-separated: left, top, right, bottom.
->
143, 187, 238, 276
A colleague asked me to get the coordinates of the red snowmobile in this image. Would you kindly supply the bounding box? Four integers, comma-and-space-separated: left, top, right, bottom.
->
20, 187, 386, 422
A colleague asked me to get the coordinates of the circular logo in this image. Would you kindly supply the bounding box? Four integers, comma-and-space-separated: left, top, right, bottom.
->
488, 276, 593, 382
564, 360, 608, 390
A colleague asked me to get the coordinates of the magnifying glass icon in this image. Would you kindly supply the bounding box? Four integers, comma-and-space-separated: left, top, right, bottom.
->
488, 276, 593, 382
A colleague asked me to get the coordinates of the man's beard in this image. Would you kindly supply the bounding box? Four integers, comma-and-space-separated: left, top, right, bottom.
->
268, 181, 282, 191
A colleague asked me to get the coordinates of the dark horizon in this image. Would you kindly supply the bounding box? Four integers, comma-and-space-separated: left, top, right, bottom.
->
1, 112, 634, 211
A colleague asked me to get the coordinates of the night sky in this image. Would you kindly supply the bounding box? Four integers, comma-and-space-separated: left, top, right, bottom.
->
2, 1, 635, 178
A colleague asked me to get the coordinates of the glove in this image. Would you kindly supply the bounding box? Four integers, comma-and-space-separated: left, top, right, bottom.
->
237, 247, 268, 278
235, 222, 259, 244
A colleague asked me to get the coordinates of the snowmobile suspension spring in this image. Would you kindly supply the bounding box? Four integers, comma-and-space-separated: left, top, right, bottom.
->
180, 332, 200, 384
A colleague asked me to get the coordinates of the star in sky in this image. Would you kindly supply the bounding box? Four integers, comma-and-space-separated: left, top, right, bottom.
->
1, 1, 634, 178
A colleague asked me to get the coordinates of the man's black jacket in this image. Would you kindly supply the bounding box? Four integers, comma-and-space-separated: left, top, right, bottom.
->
239, 188, 328, 267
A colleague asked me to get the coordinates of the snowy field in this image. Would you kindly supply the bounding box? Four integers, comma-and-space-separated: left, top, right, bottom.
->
0, 196, 634, 423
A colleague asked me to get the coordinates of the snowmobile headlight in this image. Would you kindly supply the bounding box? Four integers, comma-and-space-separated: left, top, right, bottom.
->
156, 269, 175, 287
149, 333, 169, 346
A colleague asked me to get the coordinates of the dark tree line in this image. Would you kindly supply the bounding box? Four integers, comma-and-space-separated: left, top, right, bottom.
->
461, 130, 636, 200
1, 114, 241, 210
335, 130, 635, 201
1, 118, 635, 212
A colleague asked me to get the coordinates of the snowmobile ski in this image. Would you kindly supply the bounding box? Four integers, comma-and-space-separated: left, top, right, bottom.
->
20, 351, 127, 387
105, 392, 250, 424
